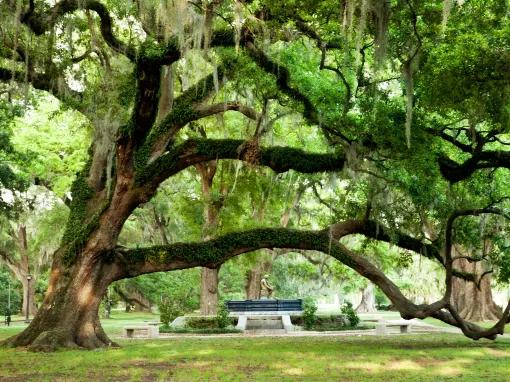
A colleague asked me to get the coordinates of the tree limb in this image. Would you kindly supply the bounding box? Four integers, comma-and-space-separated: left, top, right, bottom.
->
21, 0, 136, 60
112, 223, 495, 339
140, 138, 345, 186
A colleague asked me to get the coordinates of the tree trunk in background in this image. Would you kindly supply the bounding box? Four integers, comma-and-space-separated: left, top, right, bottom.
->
245, 259, 272, 300
356, 283, 377, 313
200, 267, 219, 315
21, 277, 38, 317
451, 256, 502, 322
196, 161, 225, 315
13, 225, 38, 317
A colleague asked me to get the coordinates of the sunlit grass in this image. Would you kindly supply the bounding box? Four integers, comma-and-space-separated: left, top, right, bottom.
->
1, 312, 510, 381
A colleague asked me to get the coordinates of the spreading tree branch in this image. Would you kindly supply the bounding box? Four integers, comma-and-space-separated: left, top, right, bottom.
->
112, 220, 496, 339
139, 138, 345, 186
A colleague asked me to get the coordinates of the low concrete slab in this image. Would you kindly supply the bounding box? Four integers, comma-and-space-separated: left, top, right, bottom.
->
375, 319, 413, 335
124, 325, 159, 338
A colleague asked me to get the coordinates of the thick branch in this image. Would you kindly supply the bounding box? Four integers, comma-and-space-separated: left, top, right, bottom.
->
139, 138, 345, 186
112, 224, 495, 339
193, 102, 258, 121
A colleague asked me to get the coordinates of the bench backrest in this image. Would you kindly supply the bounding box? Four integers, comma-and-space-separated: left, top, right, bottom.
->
226, 299, 303, 312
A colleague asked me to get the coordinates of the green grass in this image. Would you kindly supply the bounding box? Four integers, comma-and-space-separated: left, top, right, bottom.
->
2, 312, 510, 381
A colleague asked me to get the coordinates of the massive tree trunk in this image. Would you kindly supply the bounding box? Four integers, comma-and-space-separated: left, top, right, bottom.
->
2, 246, 119, 351
451, 252, 502, 322
2, 125, 154, 350
356, 283, 377, 313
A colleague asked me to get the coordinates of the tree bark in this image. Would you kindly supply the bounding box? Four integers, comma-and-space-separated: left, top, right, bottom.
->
2, 253, 118, 351
196, 161, 224, 315
451, 249, 502, 322
245, 259, 272, 300
356, 283, 377, 313
21, 277, 38, 317
200, 267, 219, 315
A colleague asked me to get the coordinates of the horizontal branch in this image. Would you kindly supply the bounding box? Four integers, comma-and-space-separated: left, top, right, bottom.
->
193, 102, 258, 121
112, 223, 495, 339
139, 138, 345, 186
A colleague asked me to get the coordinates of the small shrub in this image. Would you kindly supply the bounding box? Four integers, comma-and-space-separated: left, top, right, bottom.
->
159, 297, 183, 327
302, 298, 318, 330
216, 303, 230, 329
341, 302, 360, 327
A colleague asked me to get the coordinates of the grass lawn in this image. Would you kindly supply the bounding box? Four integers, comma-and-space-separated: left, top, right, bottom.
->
1, 312, 510, 381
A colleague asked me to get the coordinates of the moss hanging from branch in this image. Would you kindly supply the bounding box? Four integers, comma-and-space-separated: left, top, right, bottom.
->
373, 0, 391, 66
442, 0, 454, 31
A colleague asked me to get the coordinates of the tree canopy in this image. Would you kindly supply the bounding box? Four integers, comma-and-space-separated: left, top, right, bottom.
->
0, 0, 509, 350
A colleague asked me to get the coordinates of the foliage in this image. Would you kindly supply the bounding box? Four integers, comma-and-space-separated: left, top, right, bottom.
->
302, 297, 318, 330
158, 297, 183, 327
0, 270, 21, 315
216, 302, 231, 329
184, 315, 236, 330
341, 302, 360, 328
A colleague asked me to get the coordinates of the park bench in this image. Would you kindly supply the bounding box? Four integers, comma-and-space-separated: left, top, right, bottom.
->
226, 299, 303, 313
123, 322, 160, 338
226, 299, 303, 332
375, 319, 413, 335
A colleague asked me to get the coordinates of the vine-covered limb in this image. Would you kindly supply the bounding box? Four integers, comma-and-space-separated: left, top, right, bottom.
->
327, 219, 475, 281
21, 0, 136, 60
193, 102, 259, 121
138, 138, 345, 186
112, 224, 500, 339
134, 62, 235, 164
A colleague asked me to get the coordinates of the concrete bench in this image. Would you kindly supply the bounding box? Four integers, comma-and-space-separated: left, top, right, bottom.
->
375, 319, 413, 335
123, 324, 159, 338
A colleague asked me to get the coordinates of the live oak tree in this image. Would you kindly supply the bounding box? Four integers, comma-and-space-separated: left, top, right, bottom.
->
0, 0, 510, 351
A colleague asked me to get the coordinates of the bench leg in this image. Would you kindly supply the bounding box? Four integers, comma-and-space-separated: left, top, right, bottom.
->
375, 323, 388, 335
400, 325, 409, 333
